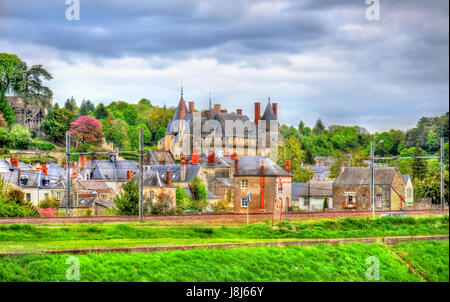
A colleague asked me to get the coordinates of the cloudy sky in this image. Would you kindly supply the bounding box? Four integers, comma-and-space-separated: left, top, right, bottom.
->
0, 0, 448, 132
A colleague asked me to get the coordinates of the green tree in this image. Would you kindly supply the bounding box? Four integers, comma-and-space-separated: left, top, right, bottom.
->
114, 179, 143, 216
189, 176, 208, 212
138, 98, 152, 106
329, 150, 346, 179
0, 53, 25, 125
155, 127, 166, 143
313, 118, 325, 135
94, 102, 109, 120
411, 146, 427, 180
64, 97, 78, 114
123, 106, 139, 126
298, 120, 305, 132
425, 130, 439, 152
104, 124, 124, 148
304, 148, 315, 165
78, 99, 95, 116
41, 108, 75, 142
175, 186, 191, 210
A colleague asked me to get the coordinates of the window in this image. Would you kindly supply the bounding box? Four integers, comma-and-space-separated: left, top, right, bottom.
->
26, 193, 31, 202
304, 198, 309, 206
56, 192, 61, 200
348, 195, 353, 204
362, 194, 366, 206
241, 198, 249, 208
407, 188, 412, 199
44, 193, 49, 199
376, 194, 382, 207
241, 179, 248, 189
150, 191, 155, 200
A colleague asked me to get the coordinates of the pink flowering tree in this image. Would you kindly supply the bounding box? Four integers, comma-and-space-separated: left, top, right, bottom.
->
70, 116, 104, 147
0, 113, 7, 128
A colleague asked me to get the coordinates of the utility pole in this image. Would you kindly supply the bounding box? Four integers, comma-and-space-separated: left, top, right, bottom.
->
307, 181, 310, 212
370, 141, 375, 216
65, 131, 71, 217
440, 137, 444, 214
138, 128, 144, 221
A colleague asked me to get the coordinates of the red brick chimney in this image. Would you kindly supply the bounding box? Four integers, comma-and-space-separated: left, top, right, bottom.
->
208, 150, 215, 165
11, 156, 19, 168
166, 168, 171, 186
254, 102, 261, 126
126, 170, 133, 180
340, 162, 345, 174
236, 109, 242, 115
260, 159, 265, 175
214, 104, 221, 116
191, 152, 199, 165
234, 158, 239, 175
180, 100, 186, 120
42, 161, 48, 176
272, 102, 278, 119
79, 154, 87, 169
189, 101, 194, 114
180, 159, 186, 181
231, 153, 238, 161
285, 160, 291, 173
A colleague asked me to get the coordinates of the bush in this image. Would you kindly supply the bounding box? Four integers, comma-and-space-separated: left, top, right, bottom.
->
148, 189, 174, 215
30, 140, 55, 151
39, 196, 60, 209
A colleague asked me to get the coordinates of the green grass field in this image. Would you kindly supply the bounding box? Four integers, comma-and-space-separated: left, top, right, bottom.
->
0, 216, 448, 253
1, 240, 447, 282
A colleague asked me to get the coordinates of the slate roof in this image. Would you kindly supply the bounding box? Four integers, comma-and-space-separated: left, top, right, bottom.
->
145, 150, 175, 165
149, 164, 201, 183
84, 159, 138, 182
46, 162, 66, 182
299, 180, 333, 197
78, 180, 111, 192
139, 171, 169, 187
334, 167, 399, 186
234, 156, 291, 177
0, 159, 11, 173
261, 100, 277, 122
292, 182, 306, 200
10, 170, 52, 189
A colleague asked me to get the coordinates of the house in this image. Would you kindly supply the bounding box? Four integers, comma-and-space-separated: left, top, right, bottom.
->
58, 179, 115, 216
403, 174, 414, 208
233, 156, 292, 214
79, 157, 138, 194
333, 167, 406, 211
158, 90, 283, 159
9, 169, 53, 205
292, 180, 333, 211
140, 169, 176, 209
148, 161, 207, 189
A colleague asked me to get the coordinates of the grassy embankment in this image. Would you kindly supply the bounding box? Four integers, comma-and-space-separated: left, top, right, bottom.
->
0, 216, 447, 253
0, 240, 448, 282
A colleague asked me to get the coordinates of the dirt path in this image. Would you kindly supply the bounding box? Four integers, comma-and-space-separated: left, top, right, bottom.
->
1, 235, 447, 257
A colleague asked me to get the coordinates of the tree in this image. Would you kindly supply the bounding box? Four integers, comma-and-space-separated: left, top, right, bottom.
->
0, 53, 26, 126
149, 188, 174, 215
298, 120, 305, 132
189, 176, 208, 212
114, 179, 141, 215
425, 130, 439, 152
15, 64, 53, 127
104, 124, 125, 148
94, 102, 109, 120
70, 116, 103, 146
175, 186, 191, 210
64, 97, 78, 114
349, 149, 368, 167
304, 148, 315, 165
78, 99, 95, 116
313, 118, 325, 135
329, 150, 346, 179
123, 106, 139, 126
295, 165, 314, 183
411, 146, 427, 180
155, 127, 166, 143
138, 98, 152, 106
41, 108, 75, 142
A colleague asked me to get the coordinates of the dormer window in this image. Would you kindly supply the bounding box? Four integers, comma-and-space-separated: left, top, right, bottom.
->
20, 175, 28, 186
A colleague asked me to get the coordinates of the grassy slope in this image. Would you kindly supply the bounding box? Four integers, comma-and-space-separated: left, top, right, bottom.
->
0, 242, 424, 282
392, 240, 449, 282
0, 216, 448, 253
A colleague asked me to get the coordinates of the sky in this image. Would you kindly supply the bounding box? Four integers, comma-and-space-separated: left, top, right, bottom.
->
0, 0, 448, 133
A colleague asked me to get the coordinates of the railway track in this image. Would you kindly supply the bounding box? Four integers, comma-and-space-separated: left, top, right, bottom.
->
0, 209, 446, 224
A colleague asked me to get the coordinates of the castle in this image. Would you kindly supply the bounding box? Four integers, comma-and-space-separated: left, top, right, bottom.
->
158, 91, 283, 159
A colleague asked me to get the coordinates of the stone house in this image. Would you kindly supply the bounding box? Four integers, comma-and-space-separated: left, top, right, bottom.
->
233, 156, 292, 214
333, 167, 406, 211
292, 180, 333, 211
140, 169, 176, 209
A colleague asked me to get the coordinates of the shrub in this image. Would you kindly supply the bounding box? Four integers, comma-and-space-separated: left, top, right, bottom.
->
30, 140, 55, 151
39, 196, 60, 209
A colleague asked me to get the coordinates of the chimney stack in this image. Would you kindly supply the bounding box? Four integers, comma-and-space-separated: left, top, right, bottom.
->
208, 149, 216, 165
126, 170, 133, 180
11, 156, 19, 168
272, 103, 278, 119
234, 158, 239, 175
285, 160, 291, 173
254, 102, 261, 126
214, 104, 221, 116
79, 154, 87, 169
340, 162, 345, 174
260, 159, 265, 175
166, 168, 172, 186
189, 101, 194, 114
236, 109, 242, 115
180, 100, 186, 120
192, 152, 199, 165
42, 161, 48, 176
180, 158, 186, 181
